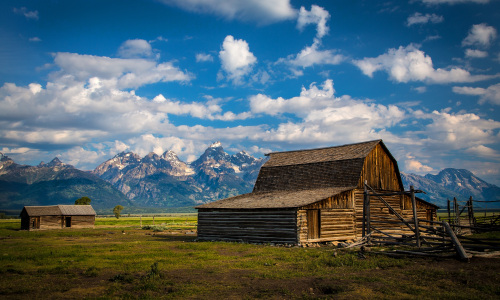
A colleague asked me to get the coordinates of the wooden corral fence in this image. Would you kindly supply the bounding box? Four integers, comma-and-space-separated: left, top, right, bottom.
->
359, 183, 500, 261
439, 197, 500, 234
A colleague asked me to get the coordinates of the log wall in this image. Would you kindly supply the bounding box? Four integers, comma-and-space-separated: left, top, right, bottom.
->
197, 209, 298, 244
354, 188, 437, 238
297, 208, 356, 243
65, 216, 96, 229
39, 216, 63, 230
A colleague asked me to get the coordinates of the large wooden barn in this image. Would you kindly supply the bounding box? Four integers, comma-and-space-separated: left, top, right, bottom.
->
196, 140, 438, 245
20, 205, 96, 231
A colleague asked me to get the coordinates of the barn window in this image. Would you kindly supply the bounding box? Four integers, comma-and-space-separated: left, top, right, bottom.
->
307, 210, 321, 239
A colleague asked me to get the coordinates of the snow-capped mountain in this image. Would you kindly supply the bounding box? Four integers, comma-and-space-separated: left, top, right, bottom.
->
401, 169, 500, 208
0, 153, 130, 210
92, 142, 266, 207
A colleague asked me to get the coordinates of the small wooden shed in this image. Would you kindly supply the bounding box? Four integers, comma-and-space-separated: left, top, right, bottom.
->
20, 205, 96, 231
196, 140, 438, 245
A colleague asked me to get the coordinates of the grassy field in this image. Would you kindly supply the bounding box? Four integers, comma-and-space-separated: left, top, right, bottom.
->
0, 217, 499, 299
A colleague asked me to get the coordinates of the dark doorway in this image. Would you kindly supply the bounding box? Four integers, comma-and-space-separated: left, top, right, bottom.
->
307, 210, 321, 239
31, 217, 40, 229
65, 217, 72, 227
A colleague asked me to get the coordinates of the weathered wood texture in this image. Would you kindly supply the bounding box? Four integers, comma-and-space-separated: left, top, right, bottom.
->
298, 209, 356, 243
357, 143, 402, 190
354, 188, 437, 238
197, 209, 298, 244
66, 216, 96, 229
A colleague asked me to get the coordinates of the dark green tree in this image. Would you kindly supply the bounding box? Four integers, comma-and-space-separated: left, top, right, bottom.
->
113, 205, 124, 219
75, 196, 91, 205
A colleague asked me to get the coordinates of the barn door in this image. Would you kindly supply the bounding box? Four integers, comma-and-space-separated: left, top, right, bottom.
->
307, 210, 321, 239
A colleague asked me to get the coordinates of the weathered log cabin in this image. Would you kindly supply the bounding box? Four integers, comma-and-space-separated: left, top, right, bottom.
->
196, 140, 438, 245
20, 205, 96, 231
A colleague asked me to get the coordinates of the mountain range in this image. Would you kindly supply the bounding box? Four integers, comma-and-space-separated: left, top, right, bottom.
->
1, 142, 499, 211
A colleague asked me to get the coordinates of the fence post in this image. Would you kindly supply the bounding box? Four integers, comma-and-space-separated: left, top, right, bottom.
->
410, 185, 421, 248
446, 199, 451, 223
362, 180, 370, 237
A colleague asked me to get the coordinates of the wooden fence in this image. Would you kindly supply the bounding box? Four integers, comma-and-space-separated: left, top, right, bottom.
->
359, 183, 500, 261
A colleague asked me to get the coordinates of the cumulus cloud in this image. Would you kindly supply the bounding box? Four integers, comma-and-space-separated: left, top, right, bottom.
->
219, 35, 257, 84
465, 49, 488, 58
462, 23, 497, 48
53, 52, 191, 89
196, 53, 214, 62
405, 158, 434, 173
406, 13, 443, 26
353, 44, 498, 83
453, 83, 500, 105
413, 109, 500, 151
465, 145, 500, 159
249, 79, 406, 144
158, 0, 296, 24
13, 7, 39, 20
118, 39, 156, 59
297, 5, 330, 39
283, 40, 345, 69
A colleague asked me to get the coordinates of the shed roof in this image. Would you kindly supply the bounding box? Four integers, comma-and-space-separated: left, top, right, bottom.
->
22, 205, 96, 216
196, 186, 355, 209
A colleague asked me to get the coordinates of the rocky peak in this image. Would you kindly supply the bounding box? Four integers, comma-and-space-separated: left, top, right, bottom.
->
46, 157, 65, 168
231, 150, 256, 166
161, 150, 180, 162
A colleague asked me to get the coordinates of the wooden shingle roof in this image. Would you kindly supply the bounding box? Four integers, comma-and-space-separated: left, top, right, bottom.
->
253, 140, 382, 193
22, 205, 96, 216
196, 187, 355, 209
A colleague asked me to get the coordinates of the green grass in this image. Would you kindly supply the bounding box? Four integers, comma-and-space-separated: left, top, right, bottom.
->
0, 217, 499, 299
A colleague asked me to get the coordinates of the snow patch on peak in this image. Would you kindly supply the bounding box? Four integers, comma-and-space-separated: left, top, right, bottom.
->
210, 141, 222, 148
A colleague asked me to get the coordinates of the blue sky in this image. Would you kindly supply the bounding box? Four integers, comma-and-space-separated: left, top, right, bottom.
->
1, 0, 500, 185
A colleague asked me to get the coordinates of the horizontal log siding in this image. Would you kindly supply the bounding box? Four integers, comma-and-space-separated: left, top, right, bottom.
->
68, 216, 95, 229
197, 209, 298, 244
298, 209, 356, 243
354, 189, 437, 238
39, 216, 63, 230
302, 190, 354, 210
358, 144, 401, 190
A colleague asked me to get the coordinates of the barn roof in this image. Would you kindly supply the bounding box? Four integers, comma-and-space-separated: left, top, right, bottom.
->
197, 186, 355, 209
22, 205, 96, 216
253, 140, 389, 193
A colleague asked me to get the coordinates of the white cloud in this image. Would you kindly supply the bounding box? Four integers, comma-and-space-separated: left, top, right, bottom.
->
158, 0, 297, 24
219, 35, 257, 84
53, 52, 191, 89
297, 5, 330, 39
421, 0, 489, 4
453, 83, 500, 105
13, 7, 39, 20
118, 39, 155, 59
465, 145, 500, 159
405, 159, 434, 173
283, 39, 345, 70
196, 53, 214, 62
29, 37, 41, 42
249, 79, 406, 144
406, 13, 443, 26
353, 44, 498, 83
413, 109, 500, 150
462, 23, 497, 48
465, 49, 488, 58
